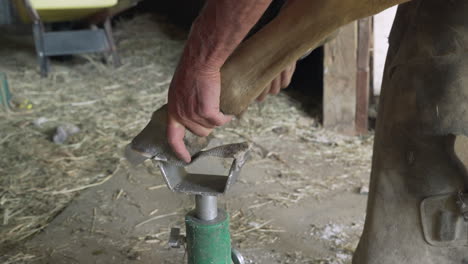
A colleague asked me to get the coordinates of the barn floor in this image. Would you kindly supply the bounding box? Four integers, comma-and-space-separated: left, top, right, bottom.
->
12, 163, 367, 264
0, 14, 374, 263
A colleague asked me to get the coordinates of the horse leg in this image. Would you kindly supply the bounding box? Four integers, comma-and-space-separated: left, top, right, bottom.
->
353, 1, 468, 263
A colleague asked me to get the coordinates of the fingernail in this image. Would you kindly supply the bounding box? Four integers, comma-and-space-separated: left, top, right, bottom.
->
182, 152, 191, 163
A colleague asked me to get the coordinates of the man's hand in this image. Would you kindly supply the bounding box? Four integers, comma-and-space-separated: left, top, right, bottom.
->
167, 63, 231, 163
167, 61, 296, 163
257, 63, 296, 101
165, 0, 273, 162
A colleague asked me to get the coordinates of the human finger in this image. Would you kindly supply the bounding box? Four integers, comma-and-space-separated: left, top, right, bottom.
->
182, 118, 213, 138
193, 106, 233, 127
167, 117, 191, 163
281, 63, 296, 89
269, 77, 281, 95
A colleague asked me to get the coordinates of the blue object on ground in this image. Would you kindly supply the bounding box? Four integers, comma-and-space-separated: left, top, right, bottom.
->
0, 72, 12, 110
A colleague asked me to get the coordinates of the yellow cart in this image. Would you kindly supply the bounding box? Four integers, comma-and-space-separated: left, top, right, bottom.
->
17, 0, 118, 22
1, 0, 139, 76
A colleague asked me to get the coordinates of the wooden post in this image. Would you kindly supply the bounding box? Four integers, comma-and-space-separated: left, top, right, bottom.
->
323, 21, 358, 135
355, 17, 372, 134
323, 19, 372, 135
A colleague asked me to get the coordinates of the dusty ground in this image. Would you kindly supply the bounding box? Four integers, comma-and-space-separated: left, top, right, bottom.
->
0, 12, 382, 264
6, 160, 368, 264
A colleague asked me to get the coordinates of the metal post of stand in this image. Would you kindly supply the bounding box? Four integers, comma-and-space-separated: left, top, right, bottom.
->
195, 195, 218, 221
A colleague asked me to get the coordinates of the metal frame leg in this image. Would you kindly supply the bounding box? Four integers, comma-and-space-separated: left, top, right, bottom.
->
23, 0, 49, 77
103, 18, 121, 67
32, 21, 49, 77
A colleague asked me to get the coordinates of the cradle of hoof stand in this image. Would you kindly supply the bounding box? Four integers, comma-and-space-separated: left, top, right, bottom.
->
158, 154, 247, 264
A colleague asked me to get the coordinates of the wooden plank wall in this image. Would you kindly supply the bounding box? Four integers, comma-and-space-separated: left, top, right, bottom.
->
323, 22, 358, 135
356, 18, 372, 134
323, 19, 372, 135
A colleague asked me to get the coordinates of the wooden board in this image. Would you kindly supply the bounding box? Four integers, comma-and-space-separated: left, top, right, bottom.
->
323, 19, 372, 135
355, 17, 372, 134
323, 21, 358, 135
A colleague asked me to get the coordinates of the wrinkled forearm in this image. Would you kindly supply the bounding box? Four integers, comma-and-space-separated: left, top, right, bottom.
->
180, 0, 272, 72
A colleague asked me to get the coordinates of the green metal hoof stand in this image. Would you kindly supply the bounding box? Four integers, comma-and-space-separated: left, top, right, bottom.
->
158, 144, 249, 264
186, 198, 231, 264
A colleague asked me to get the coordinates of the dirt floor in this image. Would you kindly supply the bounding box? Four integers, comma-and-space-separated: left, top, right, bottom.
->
5, 159, 369, 264
0, 12, 418, 264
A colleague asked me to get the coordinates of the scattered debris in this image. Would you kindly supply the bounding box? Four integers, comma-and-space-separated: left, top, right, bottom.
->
0, 13, 184, 248
231, 210, 284, 248
319, 224, 346, 244
33, 117, 49, 128
52, 123, 81, 144
122, 247, 142, 261
310, 223, 362, 264
0, 252, 37, 264
135, 212, 180, 228
10, 97, 33, 111
358, 186, 369, 195
272, 126, 289, 135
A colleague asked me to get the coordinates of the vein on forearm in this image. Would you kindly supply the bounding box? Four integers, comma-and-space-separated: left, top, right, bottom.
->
182, 0, 273, 72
